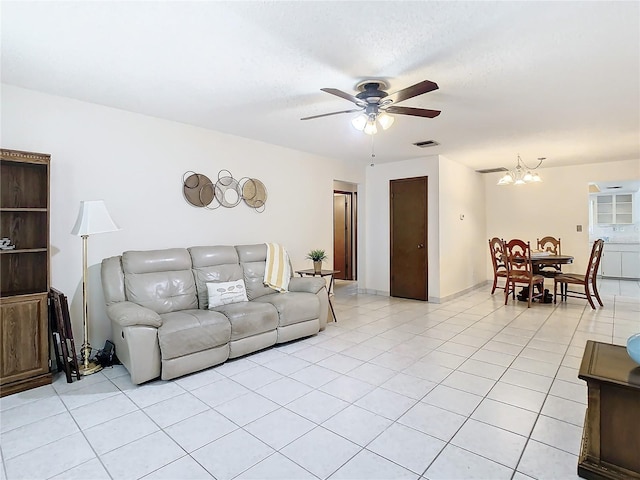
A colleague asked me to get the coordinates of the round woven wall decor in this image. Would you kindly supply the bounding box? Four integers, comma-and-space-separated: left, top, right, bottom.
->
183, 172, 214, 207
242, 178, 267, 210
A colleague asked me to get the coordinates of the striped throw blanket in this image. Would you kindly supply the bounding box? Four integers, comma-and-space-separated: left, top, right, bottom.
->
264, 243, 291, 292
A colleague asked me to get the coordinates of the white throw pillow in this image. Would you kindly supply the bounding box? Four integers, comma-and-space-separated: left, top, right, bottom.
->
206, 279, 248, 308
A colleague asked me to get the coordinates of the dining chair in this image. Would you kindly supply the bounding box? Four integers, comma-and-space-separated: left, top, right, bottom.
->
488, 237, 507, 294
504, 239, 545, 307
554, 239, 605, 309
536, 236, 562, 277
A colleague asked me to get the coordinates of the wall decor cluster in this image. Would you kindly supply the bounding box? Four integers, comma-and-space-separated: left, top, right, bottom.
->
182, 170, 267, 213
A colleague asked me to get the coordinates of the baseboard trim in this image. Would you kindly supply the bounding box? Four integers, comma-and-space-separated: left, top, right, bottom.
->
357, 281, 490, 304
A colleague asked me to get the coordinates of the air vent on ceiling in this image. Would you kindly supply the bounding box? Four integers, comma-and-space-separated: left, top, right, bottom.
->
475, 167, 508, 174
413, 140, 439, 148
606, 186, 623, 189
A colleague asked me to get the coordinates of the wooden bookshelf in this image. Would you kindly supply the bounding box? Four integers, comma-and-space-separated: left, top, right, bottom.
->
0, 149, 52, 396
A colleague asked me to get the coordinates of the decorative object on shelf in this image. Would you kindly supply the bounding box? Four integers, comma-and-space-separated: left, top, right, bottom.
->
71, 200, 121, 376
0, 237, 15, 250
307, 249, 328, 274
497, 155, 545, 185
627, 333, 640, 365
181, 170, 267, 212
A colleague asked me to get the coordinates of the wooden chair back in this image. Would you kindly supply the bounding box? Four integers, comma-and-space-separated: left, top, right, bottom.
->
505, 239, 534, 280
585, 239, 605, 281
489, 237, 507, 275
537, 236, 561, 255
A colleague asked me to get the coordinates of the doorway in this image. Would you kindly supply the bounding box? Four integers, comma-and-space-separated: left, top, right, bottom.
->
390, 176, 428, 300
333, 186, 357, 281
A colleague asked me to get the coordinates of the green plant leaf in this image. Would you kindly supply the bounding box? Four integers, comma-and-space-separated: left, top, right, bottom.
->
306, 249, 327, 261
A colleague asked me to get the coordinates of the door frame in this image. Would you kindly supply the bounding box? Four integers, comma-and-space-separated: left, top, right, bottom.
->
333, 188, 357, 281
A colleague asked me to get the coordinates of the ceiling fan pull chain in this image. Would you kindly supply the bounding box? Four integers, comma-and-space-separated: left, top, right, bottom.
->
370, 134, 376, 159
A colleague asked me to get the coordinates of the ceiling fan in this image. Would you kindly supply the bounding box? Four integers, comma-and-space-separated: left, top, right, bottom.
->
301, 79, 441, 134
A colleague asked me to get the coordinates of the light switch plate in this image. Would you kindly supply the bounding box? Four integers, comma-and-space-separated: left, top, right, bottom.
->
577, 225, 582, 232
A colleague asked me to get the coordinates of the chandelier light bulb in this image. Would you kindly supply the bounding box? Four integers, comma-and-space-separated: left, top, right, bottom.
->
497, 155, 545, 185
497, 172, 514, 185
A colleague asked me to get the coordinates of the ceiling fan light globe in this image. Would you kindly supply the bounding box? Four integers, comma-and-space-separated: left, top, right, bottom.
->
532, 173, 542, 182
351, 114, 368, 131
364, 121, 377, 135
377, 112, 395, 130
514, 178, 526, 185
523, 171, 533, 182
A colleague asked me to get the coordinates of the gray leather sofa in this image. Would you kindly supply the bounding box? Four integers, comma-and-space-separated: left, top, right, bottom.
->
101, 244, 329, 384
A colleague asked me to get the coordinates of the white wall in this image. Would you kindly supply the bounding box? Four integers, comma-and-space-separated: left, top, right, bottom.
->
363, 156, 441, 299
362, 155, 487, 301
1, 85, 363, 349
438, 156, 487, 298
485, 159, 640, 276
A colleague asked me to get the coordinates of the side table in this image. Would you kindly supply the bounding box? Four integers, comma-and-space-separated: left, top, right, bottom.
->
295, 269, 339, 322
578, 340, 640, 479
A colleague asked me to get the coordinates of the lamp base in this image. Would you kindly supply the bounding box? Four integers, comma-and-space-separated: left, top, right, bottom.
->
79, 360, 103, 376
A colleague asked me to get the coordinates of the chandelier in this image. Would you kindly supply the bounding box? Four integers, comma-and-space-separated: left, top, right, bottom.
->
350, 104, 395, 135
497, 155, 545, 185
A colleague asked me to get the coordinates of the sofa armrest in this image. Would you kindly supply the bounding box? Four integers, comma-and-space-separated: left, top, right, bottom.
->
106, 302, 162, 328
288, 277, 326, 295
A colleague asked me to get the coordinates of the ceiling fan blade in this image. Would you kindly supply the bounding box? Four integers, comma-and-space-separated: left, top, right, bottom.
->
301, 108, 362, 121
320, 88, 361, 105
386, 106, 441, 118
387, 80, 439, 104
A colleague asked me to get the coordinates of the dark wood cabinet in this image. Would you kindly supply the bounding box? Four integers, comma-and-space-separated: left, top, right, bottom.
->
0, 149, 52, 396
578, 341, 640, 480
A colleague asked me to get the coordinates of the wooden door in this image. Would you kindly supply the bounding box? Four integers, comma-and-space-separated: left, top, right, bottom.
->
390, 177, 428, 300
333, 193, 353, 280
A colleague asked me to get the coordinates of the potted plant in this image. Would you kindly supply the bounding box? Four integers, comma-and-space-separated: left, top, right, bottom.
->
307, 249, 327, 274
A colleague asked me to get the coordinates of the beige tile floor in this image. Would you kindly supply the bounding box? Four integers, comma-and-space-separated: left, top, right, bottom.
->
1, 278, 638, 479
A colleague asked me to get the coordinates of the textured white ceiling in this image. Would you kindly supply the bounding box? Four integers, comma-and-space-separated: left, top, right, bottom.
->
2, 1, 639, 170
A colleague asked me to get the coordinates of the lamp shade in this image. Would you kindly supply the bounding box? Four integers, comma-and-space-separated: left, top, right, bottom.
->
71, 200, 120, 236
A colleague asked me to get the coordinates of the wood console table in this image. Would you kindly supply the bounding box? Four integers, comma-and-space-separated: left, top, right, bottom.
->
578, 341, 640, 479
295, 269, 338, 322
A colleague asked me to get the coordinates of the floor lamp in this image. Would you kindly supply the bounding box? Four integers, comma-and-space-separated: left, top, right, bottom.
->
71, 200, 120, 375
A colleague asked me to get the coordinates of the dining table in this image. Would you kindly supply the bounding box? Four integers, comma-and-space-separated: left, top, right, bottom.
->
530, 253, 574, 275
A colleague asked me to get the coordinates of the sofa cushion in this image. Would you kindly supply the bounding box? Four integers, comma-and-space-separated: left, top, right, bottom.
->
158, 309, 230, 360
190, 246, 244, 309
254, 292, 320, 327
212, 302, 278, 341
236, 244, 276, 300
207, 280, 248, 308
123, 249, 197, 314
